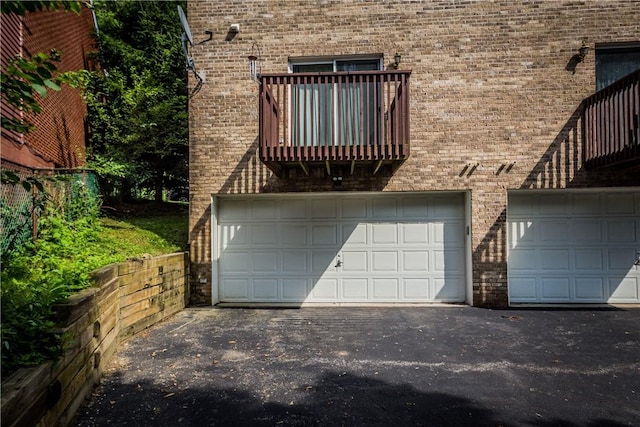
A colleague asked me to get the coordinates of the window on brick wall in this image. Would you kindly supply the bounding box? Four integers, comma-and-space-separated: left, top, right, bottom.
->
289, 55, 383, 147
595, 43, 640, 91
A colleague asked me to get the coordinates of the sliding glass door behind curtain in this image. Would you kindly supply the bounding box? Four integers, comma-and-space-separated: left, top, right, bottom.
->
292, 59, 381, 147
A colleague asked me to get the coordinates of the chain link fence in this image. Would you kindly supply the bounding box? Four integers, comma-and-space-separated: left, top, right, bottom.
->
1, 169, 99, 258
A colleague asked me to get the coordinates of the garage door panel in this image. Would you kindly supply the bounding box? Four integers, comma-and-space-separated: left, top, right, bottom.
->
402, 224, 429, 244
510, 221, 535, 248
221, 225, 248, 248
609, 278, 639, 301
508, 191, 640, 304
252, 200, 277, 218
540, 249, 570, 270
253, 279, 278, 299
509, 249, 537, 270
282, 251, 307, 273
342, 279, 368, 299
253, 252, 278, 272
342, 251, 367, 272
509, 195, 534, 215
608, 220, 636, 242
401, 196, 430, 219
434, 277, 465, 301
372, 224, 397, 244
432, 195, 465, 218
372, 198, 397, 218
433, 221, 465, 244
282, 278, 309, 300
282, 225, 307, 245
608, 248, 637, 270
606, 193, 635, 214
574, 278, 605, 301
220, 252, 250, 273
219, 200, 248, 220
221, 279, 249, 299
572, 220, 602, 242
252, 225, 278, 245
218, 194, 466, 304
281, 199, 306, 218
312, 279, 339, 299
372, 252, 398, 271
312, 225, 338, 245
574, 249, 603, 270
341, 198, 368, 218
538, 195, 568, 215
541, 278, 571, 300
311, 199, 336, 218
433, 250, 465, 273
403, 251, 429, 271
509, 278, 538, 301
540, 220, 569, 242
343, 223, 366, 244
311, 251, 336, 273
403, 278, 430, 299
372, 279, 399, 299
571, 194, 601, 214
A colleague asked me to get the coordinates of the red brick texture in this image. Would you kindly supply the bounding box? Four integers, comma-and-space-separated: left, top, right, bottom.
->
1, 7, 95, 169
187, 0, 640, 306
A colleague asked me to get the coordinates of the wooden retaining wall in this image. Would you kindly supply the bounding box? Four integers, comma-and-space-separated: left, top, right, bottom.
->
1, 252, 190, 427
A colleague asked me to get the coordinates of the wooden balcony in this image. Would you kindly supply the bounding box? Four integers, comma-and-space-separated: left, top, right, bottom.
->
583, 69, 640, 169
259, 70, 411, 176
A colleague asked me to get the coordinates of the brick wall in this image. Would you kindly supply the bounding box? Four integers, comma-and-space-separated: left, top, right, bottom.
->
1, 7, 95, 169
187, 0, 640, 306
0, 253, 189, 427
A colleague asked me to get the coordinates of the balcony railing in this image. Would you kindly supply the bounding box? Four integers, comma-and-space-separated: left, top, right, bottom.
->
583, 69, 640, 169
259, 70, 411, 176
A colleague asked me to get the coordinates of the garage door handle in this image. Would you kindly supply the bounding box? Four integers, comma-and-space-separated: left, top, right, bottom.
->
335, 254, 342, 268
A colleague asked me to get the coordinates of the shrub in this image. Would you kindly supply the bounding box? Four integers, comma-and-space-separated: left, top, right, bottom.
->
1, 178, 106, 376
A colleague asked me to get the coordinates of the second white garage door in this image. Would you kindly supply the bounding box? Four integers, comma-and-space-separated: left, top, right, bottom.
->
508, 190, 640, 304
216, 193, 466, 304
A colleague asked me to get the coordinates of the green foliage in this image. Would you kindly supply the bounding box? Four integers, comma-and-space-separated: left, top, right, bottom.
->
1, 196, 187, 376
1, 52, 62, 134
0, 1, 90, 134
1, 180, 102, 376
0, 1, 86, 15
87, 0, 188, 202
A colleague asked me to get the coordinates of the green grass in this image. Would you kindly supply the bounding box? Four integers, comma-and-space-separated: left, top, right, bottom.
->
99, 213, 188, 258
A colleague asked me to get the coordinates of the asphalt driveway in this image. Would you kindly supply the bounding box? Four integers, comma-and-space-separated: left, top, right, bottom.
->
73, 306, 640, 427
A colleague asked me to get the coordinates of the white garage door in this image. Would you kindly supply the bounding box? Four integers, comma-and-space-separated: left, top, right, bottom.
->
508, 191, 640, 303
216, 193, 466, 304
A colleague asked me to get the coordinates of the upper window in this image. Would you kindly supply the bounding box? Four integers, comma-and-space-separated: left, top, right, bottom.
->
595, 43, 640, 91
289, 55, 383, 73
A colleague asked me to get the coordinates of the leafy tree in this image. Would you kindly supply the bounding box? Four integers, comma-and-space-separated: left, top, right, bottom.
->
86, 0, 188, 202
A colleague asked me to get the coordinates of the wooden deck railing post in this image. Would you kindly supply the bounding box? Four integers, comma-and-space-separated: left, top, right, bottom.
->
259, 70, 411, 172
582, 69, 640, 168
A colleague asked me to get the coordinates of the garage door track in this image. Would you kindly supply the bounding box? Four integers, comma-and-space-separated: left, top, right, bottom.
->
73, 306, 640, 426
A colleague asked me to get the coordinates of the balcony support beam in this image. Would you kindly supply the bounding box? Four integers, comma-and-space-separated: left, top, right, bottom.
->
325, 160, 331, 176
372, 160, 383, 175
299, 161, 309, 176
350, 160, 356, 175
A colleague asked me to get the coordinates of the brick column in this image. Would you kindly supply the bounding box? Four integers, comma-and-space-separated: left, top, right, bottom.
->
471, 188, 509, 307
